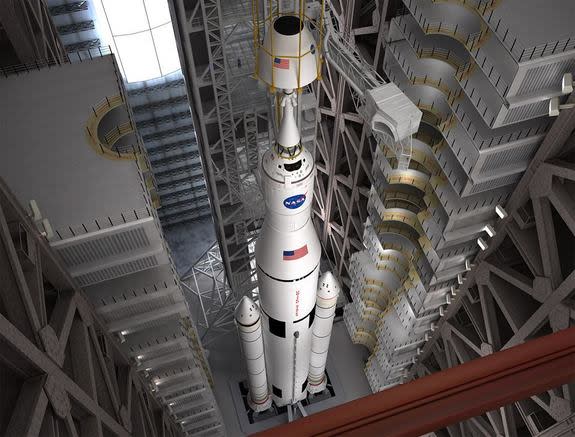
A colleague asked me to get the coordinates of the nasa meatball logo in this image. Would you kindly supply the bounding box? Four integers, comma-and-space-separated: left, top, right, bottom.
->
283, 193, 306, 209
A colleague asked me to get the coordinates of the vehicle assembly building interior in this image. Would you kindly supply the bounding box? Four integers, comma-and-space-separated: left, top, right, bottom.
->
0, 1, 574, 436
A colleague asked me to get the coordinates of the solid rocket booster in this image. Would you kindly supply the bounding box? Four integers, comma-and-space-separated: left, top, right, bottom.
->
308, 272, 341, 393
255, 94, 321, 406
234, 296, 272, 411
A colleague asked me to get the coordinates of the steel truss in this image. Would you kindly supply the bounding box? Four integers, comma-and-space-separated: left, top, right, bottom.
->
0, 178, 183, 437
313, 2, 575, 435
180, 243, 238, 347
410, 99, 575, 436
0, 0, 67, 65
172, 0, 270, 306
314, 0, 388, 285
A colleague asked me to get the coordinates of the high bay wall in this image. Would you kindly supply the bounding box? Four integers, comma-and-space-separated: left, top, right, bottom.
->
0, 44, 224, 437
0, 177, 184, 437
316, 0, 575, 435
411, 100, 575, 437
322, 0, 574, 384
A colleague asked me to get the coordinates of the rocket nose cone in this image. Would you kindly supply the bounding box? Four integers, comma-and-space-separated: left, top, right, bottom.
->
234, 296, 260, 325
277, 100, 300, 148
317, 271, 341, 299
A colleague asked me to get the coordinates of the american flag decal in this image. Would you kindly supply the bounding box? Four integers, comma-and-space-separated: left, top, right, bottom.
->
274, 57, 290, 70
283, 245, 308, 261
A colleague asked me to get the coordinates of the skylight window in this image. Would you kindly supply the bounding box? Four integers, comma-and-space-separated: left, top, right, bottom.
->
94, 0, 181, 83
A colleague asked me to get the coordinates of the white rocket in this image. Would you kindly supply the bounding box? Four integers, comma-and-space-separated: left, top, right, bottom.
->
234, 13, 341, 410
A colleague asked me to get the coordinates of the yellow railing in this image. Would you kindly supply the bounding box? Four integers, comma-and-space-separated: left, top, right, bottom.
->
352, 329, 377, 352
432, 0, 501, 14
411, 75, 453, 99
386, 172, 429, 192
150, 190, 161, 209
252, 0, 326, 90
381, 191, 425, 213
417, 47, 465, 70
85, 95, 141, 161
103, 121, 134, 147
92, 95, 123, 117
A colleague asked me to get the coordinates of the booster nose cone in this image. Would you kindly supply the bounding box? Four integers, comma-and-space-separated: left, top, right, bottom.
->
317, 271, 341, 300
234, 296, 260, 325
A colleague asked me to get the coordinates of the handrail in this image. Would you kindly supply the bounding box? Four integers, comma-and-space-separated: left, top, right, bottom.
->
104, 121, 135, 146
50, 207, 152, 241
389, 22, 551, 148
0, 46, 113, 77
85, 95, 144, 161
402, 0, 489, 49
482, 8, 575, 63
432, 0, 499, 12
252, 327, 575, 437
417, 47, 465, 69
456, 52, 510, 97
393, 15, 467, 70
93, 95, 124, 118
433, 0, 575, 63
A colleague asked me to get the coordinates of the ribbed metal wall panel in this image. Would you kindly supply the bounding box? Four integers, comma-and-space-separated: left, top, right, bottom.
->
479, 142, 538, 173
469, 173, 521, 194
57, 227, 151, 267
503, 101, 548, 124
76, 255, 159, 286
516, 58, 575, 96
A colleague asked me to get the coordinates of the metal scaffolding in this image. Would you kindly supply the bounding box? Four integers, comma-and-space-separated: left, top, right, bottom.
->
0, 177, 184, 437
180, 243, 238, 347
172, 0, 270, 309
409, 95, 575, 436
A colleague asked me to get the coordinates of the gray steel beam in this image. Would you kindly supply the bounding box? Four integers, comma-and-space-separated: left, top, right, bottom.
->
0, 177, 184, 437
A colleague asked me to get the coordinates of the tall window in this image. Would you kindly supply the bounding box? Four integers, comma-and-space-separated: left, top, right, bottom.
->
94, 0, 180, 82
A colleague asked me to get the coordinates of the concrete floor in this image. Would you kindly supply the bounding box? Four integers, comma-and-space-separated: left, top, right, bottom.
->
163, 217, 217, 274
207, 319, 372, 436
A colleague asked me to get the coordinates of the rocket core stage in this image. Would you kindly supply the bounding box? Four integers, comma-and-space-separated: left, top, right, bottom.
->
236, 94, 340, 411
255, 91, 321, 407
234, 12, 341, 412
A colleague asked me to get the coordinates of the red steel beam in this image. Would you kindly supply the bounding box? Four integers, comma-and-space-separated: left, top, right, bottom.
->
252, 327, 575, 437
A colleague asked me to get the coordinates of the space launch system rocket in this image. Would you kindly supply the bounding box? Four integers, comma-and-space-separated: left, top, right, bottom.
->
234, 11, 341, 410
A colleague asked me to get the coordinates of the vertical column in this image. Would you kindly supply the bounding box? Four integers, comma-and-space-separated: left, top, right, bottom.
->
308, 271, 341, 393
235, 296, 272, 411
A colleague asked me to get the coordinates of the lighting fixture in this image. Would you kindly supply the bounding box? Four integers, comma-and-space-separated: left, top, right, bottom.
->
495, 205, 508, 219
549, 96, 575, 116
483, 224, 496, 238
562, 72, 573, 94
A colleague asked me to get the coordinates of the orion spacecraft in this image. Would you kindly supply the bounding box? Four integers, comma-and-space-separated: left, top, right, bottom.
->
234, 9, 342, 411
